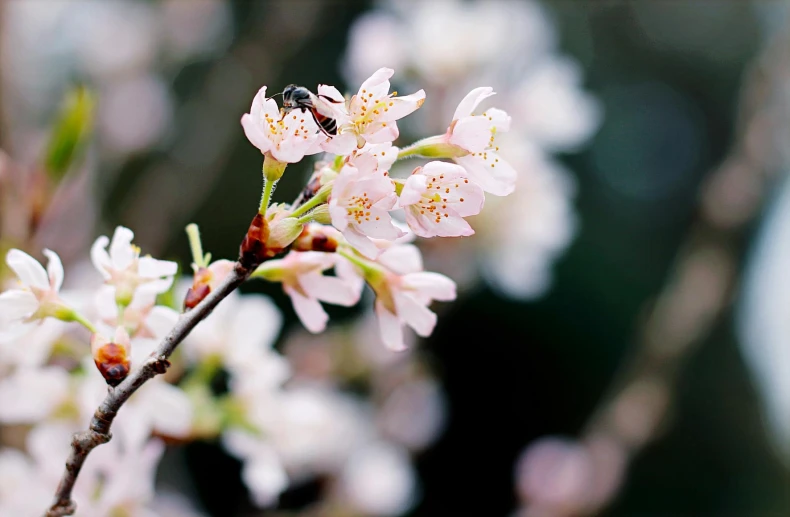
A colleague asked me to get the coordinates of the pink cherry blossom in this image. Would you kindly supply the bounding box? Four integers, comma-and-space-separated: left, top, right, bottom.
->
255, 251, 363, 333
329, 155, 404, 259
398, 161, 485, 238
322, 68, 425, 154
0, 248, 67, 341
373, 270, 456, 351
448, 87, 517, 196
241, 85, 323, 163
342, 244, 456, 351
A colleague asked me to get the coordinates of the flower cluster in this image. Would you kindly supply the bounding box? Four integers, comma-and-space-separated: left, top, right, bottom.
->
0, 65, 516, 515
241, 66, 515, 349
343, 0, 601, 299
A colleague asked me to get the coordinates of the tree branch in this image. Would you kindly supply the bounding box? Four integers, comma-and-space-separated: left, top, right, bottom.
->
45, 261, 251, 517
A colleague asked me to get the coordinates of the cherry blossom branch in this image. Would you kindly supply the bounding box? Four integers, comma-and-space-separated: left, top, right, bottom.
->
45, 262, 252, 517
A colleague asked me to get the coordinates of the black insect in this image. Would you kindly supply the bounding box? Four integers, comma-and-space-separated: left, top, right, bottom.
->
282, 84, 342, 136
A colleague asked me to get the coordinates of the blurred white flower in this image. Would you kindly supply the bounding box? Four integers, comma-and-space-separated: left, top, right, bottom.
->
222, 431, 289, 507
377, 379, 447, 451
0, 448, 56, 516
511, 57, 602, 153
0, 367, 70, 424
478, 141, 577, 299
182, 291, 285, 376
99, 74, 173, 156
0, 318, 66, 370
340, 442, 417, 516
738, 176, 790, 465
72, 1, 158, 79
161, 0, 232, 61
343, 0, 554, 87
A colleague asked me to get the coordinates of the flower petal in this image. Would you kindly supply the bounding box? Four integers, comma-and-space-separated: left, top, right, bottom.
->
343, 227, 381, 259
242, 113, 274, 154
455, 152, 516, 196
449, 116, 493, 153
6, 249, 48, 290
402, 272, 457, 301
364, 122, 400, 144
300, 271, 361, 307
0, 290, 39, 324
379, 90, 426, 122
398, 174, 428, 207
109, 226, 136, 271
375, 301, 406, 352
138, 257, 178, 279
453, 87, 495, 120
359, 67, 395, 96
285, 285, 328, 333
378, 244, 423, 275
91, 236, 113, 280
393, 293, 436, 337
42, 249, 64, 292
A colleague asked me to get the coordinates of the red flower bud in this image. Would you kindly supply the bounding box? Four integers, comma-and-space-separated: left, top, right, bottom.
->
91, 328, 131, 387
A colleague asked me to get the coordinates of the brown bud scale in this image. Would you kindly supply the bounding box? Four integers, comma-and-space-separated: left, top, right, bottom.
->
94, 343, 130, 387
239, 213, 270, 269
184, 283, 210, 310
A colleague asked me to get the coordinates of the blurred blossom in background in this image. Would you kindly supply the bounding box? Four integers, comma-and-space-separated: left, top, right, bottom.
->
1, 1, 790, 517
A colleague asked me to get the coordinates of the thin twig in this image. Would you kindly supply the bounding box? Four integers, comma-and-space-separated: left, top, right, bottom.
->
45, 262, 251, 517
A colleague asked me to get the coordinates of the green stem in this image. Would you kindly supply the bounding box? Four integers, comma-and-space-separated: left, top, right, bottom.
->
259, 178, 275, 214
397, 144, 423, 160
186, 223, 207, 268
338, 247, 375, 272
71, 312, 97, 334
290, 194, 325, 219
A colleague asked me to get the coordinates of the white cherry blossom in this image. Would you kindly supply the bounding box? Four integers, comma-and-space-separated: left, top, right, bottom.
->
241, 85, 323, 163
0, 248, 68, 341
182, 290, 286, 376
91, 226, 177, 305
398, 161, 485, 237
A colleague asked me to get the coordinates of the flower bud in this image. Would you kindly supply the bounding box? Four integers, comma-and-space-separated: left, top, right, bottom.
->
305, 204, 332, 225
292, 223, 342, 253
266, 217, 303, 251
184, 268, 212, 310
183, 259, 235, 310
91, 327, 131, 387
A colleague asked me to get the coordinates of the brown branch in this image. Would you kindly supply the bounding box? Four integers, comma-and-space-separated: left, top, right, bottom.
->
45, 261, 252, 517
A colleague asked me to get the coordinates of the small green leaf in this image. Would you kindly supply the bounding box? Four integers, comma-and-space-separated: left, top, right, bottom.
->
44, 87, 95, 181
